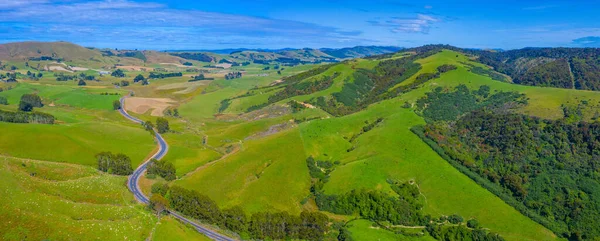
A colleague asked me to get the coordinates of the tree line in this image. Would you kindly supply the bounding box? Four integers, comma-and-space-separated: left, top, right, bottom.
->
0, 109, 54, 124
149, 72, 183, 79
154, 185, 330, 240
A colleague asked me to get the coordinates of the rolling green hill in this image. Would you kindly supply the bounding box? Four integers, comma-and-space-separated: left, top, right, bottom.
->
3, 42, 600, 240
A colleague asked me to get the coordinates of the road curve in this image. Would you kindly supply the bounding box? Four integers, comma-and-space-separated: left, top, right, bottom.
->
119, 96, 235, 241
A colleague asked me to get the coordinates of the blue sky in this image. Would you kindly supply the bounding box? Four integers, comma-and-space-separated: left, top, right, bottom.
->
1, 0, 599, 50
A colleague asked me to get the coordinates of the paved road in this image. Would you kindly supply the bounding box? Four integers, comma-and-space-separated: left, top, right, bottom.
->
118, 96, 235, 241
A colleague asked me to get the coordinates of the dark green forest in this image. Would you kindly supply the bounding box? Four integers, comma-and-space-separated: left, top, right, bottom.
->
414, 85, 600, 240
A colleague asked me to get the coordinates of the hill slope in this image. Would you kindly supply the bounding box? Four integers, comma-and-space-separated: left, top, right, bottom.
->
0, 41, 102, 61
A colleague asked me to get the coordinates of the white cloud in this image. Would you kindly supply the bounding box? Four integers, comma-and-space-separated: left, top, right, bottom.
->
370, 14, 440, 34
0, 0, 372, 49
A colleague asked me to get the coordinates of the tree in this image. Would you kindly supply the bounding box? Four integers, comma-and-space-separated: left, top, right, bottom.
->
156, 117, 169, 133
78, 79, 86, 86
133, 74, 145, 83
120, 80, 130, 86
0, 96, 7, 105
149, 194, 169, 216
222, 206, 247, 234
147, 158, 176, 181
143, 121, 155, 132
95, 152, 133, 175
173, 108, 179, 117
467, 219, 480, 229
96, 152, 113, 172
111, 69, 125, 78
113, 100, 121, 110
37, 72, 43, 78
448, 214, 464, 224
19, 94, 43, 112
151, 183, 169, 196
141, 79, 149, 85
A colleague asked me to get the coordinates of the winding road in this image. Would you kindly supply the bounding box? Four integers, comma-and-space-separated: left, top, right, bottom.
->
119, 96, 235, 241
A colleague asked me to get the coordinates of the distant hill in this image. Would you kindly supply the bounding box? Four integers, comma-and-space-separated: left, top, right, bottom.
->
320, 46, 403, 59
465, 47, 600, 90
0, 41, 103, 61
167, 46, 403, 64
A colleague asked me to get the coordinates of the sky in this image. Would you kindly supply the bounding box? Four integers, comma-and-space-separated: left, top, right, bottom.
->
1, 0, 600, 50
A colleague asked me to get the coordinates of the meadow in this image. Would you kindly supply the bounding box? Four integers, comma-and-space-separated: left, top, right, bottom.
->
0, 156, 155, 240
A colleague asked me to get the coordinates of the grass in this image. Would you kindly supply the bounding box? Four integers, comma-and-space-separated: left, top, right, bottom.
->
0, 156, 155, 241
0, 82, 125, 111
152, 216, 212, 241
0, 121, 155, 167
346, 219, 435, 241
299, 98, 557, 241
397, 50, 600, 120
162, 132, 222, 177
175, 128, 311, 214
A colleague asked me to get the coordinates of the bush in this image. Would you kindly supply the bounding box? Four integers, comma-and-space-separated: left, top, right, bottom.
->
467, 219, 479, 229
113, 100, 121, 110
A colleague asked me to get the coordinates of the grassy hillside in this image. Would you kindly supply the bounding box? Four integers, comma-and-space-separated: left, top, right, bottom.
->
4, 43, 600, 240
167, 49, 567, 240
152, 216, 212, 241
0, 156, 155, 240
0, 41, 101, 61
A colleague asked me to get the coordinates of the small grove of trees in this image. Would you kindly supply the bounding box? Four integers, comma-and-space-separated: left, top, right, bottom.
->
164, 108, 179, 117
95, 152, 133, 175
78, 79, 86, 86
113, 100, 121, 110
0, 96, 7, 105
147, 158, 176, 181
111, 69, 126, 78
0, 109, 55, 124
156, 117, 169, 134
133, 74, 145, 83
19, 93, 43, 112
224, 72, 242, 80
189, 74, 214, 82
164, 186, 330, 240
148, 72, 182, 79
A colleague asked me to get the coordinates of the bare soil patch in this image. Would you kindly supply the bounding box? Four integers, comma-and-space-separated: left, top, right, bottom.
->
124, 97, 176, 116
117, 65, 153, 72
